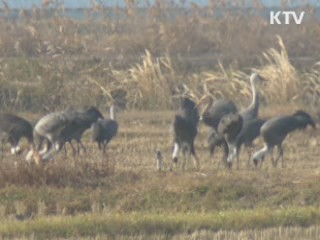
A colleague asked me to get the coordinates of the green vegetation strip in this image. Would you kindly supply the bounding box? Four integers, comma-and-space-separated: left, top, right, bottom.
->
0, 207, 319, 238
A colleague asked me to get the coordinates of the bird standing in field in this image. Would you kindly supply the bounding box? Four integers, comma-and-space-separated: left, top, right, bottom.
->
232, 118, 266, 167
62, 106, 104, 155
217, 112, 243, 168
156, 150, 163, 171
28, 106, 104, 161
91, 105, 118, 158
220, 73, 266, 168
29, 110, 73, 160
171, 97, 200, 171
198, 95, 238, 166
251, 110, 315, 168
0, 113, 35, 157
240, 73, 265, 122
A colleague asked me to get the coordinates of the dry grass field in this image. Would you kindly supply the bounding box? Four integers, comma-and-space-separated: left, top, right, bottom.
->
0, 108, 319, 238
0, 0, 320, 238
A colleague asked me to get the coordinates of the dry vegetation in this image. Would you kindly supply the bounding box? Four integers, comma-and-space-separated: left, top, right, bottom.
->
0, 0, 320, 238
0, 108, 318, 238
0, 0, 320, 111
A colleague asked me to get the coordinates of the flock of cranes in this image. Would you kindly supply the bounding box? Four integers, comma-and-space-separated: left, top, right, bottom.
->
0, 105, 118, 165
172, 73, 316, 171
0, 72, 315, 171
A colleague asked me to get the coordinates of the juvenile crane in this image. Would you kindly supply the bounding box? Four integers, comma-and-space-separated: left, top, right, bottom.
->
207, 130, 228, 163
171, 97, 200, 171
91, 105, 118, 157
217, 112, 243, 168
251, 110, 315, 168
198, 96, 238, 165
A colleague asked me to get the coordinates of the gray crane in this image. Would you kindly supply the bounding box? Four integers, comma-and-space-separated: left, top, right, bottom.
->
91, 105, 118, 157
198, 96, 238, 129
206, 73, 265, 167
171, 97, 200, 171
198, 95, 238, 166
251, 110, 315, 168
27, 106, 104, 161
0, 113, 35, 157
62, 106, 104, 155
217, 112, 243, 168
240, 73, 265, 121
31, 110, 73, 160
229, 118, 266, 168
207, 130, 228, 165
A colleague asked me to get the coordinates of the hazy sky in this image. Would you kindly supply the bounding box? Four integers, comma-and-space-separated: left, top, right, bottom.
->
3, 0, 320, 9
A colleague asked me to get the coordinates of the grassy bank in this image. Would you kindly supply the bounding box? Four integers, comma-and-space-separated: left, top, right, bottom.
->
0, 207, 319, 238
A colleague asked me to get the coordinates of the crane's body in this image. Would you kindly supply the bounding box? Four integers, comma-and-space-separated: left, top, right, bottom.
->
251, 110, 315, 167
171, 97, 200, 171
91, 105, 118, 157
0, 113, 33, 156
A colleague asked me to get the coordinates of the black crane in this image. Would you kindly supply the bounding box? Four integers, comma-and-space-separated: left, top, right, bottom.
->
171, 97, 200, 171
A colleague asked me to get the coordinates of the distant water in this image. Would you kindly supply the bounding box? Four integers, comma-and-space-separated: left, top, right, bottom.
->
0, 7, 319, 21
4, 0, 320, 9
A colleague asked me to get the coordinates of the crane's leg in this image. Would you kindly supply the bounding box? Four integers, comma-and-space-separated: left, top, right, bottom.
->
235, 147, 240, 170
208, 131, 217, 158
67, 141, 77, 158
1, 142, 4, 160
99, 142, 104, 161
269, 147, 277, 168
9, 139, 21, 155
78, 140, 86, 154
257, 156, 264, 169
209, 142, 216, 157
209, 132, 228, 168
181, 144, 188, 172
63, 144, 68, 157
252, 144, 269, 169
215, 139, 229, 169
226, 142, 234, 169
209, 141, 218, 167
279, 146, 284, 168
246, 145, 252, 168
101, 142, 108, 167
39, 139, 51, 155
190, 141, 200, 171
222, 139, 229, 168
35, 136, 43, 151
171, 142, 180, 171
102, 142, 107, 156
275, 144, 284, 168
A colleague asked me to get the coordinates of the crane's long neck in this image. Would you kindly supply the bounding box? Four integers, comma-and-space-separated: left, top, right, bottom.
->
248, 81, 259, 117
110, 106, 116, 120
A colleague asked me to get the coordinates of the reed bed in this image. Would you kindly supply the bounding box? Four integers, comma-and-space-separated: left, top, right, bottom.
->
0, 1, 319, 111
0, 1, 319, 238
